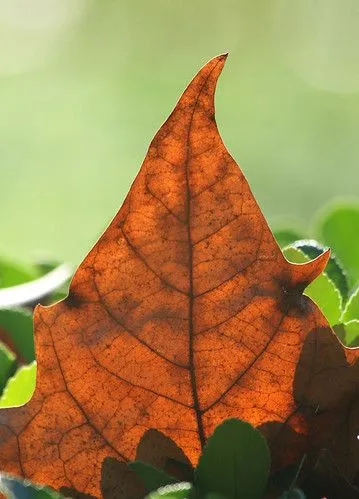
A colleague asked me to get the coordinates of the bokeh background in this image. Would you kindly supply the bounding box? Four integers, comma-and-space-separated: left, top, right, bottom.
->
1, 0, 358, 266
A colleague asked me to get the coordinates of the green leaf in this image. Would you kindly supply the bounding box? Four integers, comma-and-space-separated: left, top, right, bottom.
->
0, 472, 65, 499
0, 308, 35, 363
283, 247, 342, 326
334, 321, 359, 347
343, 320, 359, 345
35, 259, 62, 276
146, 482, 193, 499
315, 202, 359, 286
341, 287, 359, 322
0, 361, 36, 408
291, 239, 349, 302
0, 342, 16, 393
0, 264, 72, 309
0, 257, 39, 288
128, 461, 176, 492
34, 260, 71, 305
195, 419, 270, 499
273, 229, 305, 248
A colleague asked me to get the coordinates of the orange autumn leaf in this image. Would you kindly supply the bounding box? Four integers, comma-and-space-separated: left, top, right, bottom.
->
0, 54, 358, 497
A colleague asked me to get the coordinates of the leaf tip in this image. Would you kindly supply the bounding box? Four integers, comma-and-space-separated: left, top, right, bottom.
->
290, 247, 331, 290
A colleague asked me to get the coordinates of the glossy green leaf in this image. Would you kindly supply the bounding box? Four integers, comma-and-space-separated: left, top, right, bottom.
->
128, 461, 175, 492
315, 202, 359, 286
195, 419, 270, 499
0, 342, 16, 393
291, 239, 349, 302
0, 472, 64, 499
0, 257, 39, 289
273, 229, 305, 248
0, 308, 34, 363
0, 361, 36, 408
146, 482, 193, 499
341, 287, 359, 323
283, 247, 342, 326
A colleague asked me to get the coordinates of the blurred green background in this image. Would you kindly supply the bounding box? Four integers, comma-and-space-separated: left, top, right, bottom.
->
1, 0, 358, 266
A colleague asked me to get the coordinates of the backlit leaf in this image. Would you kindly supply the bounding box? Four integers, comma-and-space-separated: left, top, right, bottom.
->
0, 55, 357, 497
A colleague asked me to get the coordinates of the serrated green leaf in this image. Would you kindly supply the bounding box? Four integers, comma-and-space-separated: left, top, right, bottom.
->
0, 308, 35, 363
273, 229, 305, 248
128, 461, 176, 492
291, 239, 349, 302
315, 202, 359, 286
0, 342, 16, 393
0, 361, 36, 408
0, 472, 64, 499
195, 419, 270, 499
146, 482, 193, 499
283, 247, 342, 326
0, 257, 39, 289
341, 287, 359, 323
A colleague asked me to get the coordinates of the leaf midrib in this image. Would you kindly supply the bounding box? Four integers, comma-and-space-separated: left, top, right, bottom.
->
185, 60, 222, 449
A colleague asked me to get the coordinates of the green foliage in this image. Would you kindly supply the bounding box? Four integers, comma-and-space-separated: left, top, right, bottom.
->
291, 239, 349, 302
0, 472, 64, 499
273, 229, 305, 248
341, 286, 359, 322
0, 361, 37, 408
128, 462, 176, 492
274, 200, 359, 347
0, 342, 16, 393
283, 246, 342, 326
0, 308, 36, 408
0, 259, 71, 405
195, 419, 270, 499
0, 308, 35, 363
145, 482, 193, 499
0, 257, 39, 288
131, 419, 271, 499
314, 202, 359, 287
